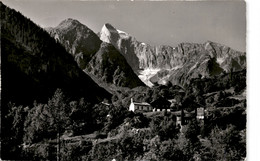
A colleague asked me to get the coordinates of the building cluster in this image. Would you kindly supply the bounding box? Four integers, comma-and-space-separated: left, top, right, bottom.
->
129, 97, 172, 112
175, 107, 205, 130
129, 98, 205, 129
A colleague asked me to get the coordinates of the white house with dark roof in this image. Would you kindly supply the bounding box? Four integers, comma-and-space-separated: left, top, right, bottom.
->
129, 98, 153, 112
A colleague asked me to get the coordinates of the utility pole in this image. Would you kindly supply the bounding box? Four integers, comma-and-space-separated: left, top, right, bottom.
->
56, 104, 61, 161
57, 126, 60, 161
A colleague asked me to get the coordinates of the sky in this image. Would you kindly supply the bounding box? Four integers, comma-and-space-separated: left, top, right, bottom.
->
2, 0, 246, 52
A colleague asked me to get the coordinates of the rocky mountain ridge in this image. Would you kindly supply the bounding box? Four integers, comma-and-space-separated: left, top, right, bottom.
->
47, 18, 102, 69
47, 19, 145, 90
48, 19, 246, 88
99, 23, 246, 86
86, 42, 145, 89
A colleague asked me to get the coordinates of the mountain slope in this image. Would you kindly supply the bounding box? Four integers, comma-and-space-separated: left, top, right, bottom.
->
86, 42, 145, 89
47, 19, 145, 89
100, 23, 140, 71
99, 24, 246, 87
148, 42, 246, 86
47, 18, 102, 69
1, 2, 111, 107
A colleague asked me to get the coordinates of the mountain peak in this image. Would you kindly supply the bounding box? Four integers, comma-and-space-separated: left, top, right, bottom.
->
204, 41, 230, 49
204, 40, 221, 47
47, 19, 102, 69
103, 23, 117, 31
57, 18, 82, 30
60, 18, 80, 24
100, 23, 131, 44
100, 23, 119, 43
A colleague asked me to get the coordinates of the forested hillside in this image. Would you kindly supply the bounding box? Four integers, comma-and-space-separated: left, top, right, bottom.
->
1, 2, 111, 159
1, 2, 111, 106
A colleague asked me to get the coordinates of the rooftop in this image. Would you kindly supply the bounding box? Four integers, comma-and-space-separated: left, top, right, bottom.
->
132, 102, 151, 106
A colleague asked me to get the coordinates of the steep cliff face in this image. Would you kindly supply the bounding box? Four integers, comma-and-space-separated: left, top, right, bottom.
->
99, 23, 246, 86
100, 23, 184, 71
47, 19, 102, 69
100, 23, 140, 71
149, 42, 246, 86
86, 42, 145, 89
47, 20, 145, 89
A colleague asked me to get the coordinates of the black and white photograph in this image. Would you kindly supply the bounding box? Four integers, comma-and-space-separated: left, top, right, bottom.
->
1, 0, 250, 160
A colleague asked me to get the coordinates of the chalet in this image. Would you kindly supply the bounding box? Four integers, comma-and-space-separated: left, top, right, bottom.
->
196, 107, 205, 120
175, 107, 205, 129
129, 98, 153, 112
175, 109, 196, 128
150, 97, 171, 112
196, 107, 205, 127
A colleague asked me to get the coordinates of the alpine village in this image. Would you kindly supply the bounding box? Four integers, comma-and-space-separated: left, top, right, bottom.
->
1, 2, 246, 161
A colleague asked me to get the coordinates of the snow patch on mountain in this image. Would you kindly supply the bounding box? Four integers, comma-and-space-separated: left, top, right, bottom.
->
54, 34, 60, 41
188, 62, 199, 74
138, 68, 161, 87
100, 24, 112, 43
117, 29, 127, 35
217, 57, 225, 65
201, 58, 210, 65
171, 65, 183, 70
157, 74, 171, 85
